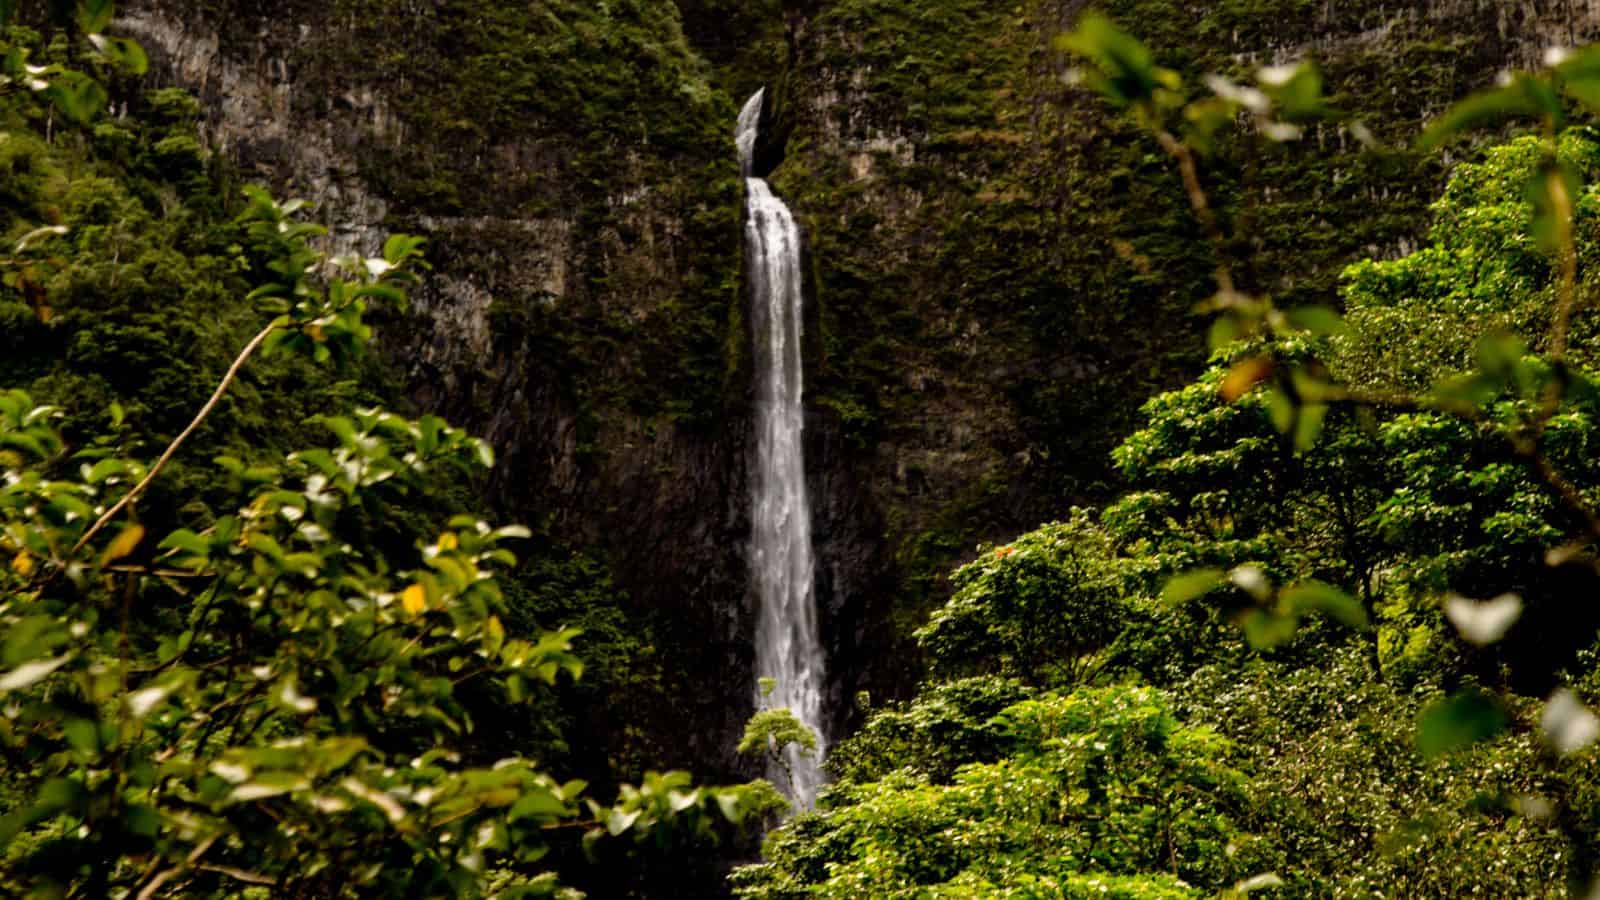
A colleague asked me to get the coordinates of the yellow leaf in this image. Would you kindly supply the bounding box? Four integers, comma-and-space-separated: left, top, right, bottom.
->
307, 324, 325, 343
11, 551, 33, 576
401, 583, 427, 616
438, 532, 458, 551
99, 524, 145, 566
1220, 357, 1274, 402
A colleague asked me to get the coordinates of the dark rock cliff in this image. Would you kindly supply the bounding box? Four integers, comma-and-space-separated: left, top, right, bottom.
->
104, 0, 1600, 778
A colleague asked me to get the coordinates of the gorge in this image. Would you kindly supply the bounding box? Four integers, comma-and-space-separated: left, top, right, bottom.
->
8, 0, 1600, 895
98, 0, 1600, 790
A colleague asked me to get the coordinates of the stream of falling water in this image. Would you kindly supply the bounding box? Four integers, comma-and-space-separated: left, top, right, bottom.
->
738, 88, 826, 809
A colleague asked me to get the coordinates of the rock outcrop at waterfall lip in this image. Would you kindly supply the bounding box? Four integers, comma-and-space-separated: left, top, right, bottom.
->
737, 84, 794, 179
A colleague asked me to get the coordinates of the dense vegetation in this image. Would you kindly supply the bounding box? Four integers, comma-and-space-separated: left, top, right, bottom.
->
7, 0, 1600, 897
732, 18, 1600, 899
0, 6, 778, 897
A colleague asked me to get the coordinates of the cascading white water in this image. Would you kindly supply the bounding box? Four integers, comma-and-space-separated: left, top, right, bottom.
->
738, 88, 826, 809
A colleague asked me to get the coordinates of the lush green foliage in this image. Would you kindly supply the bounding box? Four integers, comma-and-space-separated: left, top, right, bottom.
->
17, 1, 1600, 896
0, 11, 782, 894
0, 197, 778, 895
737, 17, 1600, 900
916, 512, 1150, 683
734, 686, 1240, 899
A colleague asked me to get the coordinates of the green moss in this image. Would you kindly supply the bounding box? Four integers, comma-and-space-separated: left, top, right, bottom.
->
752, 0, 1541, 622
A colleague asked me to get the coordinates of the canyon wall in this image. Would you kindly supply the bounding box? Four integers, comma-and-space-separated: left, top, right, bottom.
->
106, 0, 1600, 775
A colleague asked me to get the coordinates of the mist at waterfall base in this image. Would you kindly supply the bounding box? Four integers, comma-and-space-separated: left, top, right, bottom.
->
738, 88, 827, 810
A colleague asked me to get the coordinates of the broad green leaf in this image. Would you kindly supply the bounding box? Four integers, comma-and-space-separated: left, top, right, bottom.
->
1283, 580, 1368, 628
86, 458, 127, 484
1162, 568, 1224, 605
341, 777, 406, 824
1258, 61, 1326, 120
1561, 74, 1600, 112
122, 804, 159, 838
1293, 402, 1327, 452
1557, 48, 1600, 110
485, 615, 505, 653
157, 528, 210, 557
30, 777, 87, 819
1208, 315, 1242, 351
716, 791, 743, 823
1056, 14, 1176, 108
606, 807, 641, 836
62, 718, 98, 755
383, 233, 426, 265
1419, 76, 1559, 149
1416, 689, 1507, 758
1239, 609, 1298, 649
1528, 158, 1579, 253
1475, 332, 1529, 381
1432, 372, 1503, 408
509, 789, 567, 821
1285, 305, 1350, 337
668, 788, 700, 813
45, 71, 108, 124
88, 34, 147, 75
76, 0, 114, 33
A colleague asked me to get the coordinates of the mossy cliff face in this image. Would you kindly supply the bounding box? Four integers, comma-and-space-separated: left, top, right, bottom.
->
116, 0, 763, 777
108, 0, 1600, 772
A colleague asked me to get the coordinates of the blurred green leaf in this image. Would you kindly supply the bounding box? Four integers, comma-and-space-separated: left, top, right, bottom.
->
1420, 75, 1561, 149
1293, 402, 1327, 452
1239, 609, 1298, 649
1057, 14, 1177, 109
0, 656, 69, 692
45, 71, 108, 124
1258, 61, 1328, 120
1285, 306, 1350, 337
1283, 580, 1368, 628
76, 0, 114, 34
1162, 568, 1225, 604
88, 34, 147, 75
1527, 158, 1579, 253
1417, 689, 1507, 758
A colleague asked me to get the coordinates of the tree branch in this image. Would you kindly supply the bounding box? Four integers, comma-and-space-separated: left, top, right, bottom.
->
74, 320, 279, 555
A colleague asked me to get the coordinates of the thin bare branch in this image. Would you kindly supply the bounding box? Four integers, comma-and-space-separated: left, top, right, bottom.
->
196, 863, 277, 886
74, 321, 279, 556
1154, 129, 1237, 296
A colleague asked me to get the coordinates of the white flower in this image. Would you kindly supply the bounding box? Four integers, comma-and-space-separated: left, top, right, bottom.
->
1443, 593, 1521, 645
1542, 689, 1600, 755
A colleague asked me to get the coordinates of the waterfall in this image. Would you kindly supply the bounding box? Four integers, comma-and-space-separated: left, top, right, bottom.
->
737, 88, 826, 809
